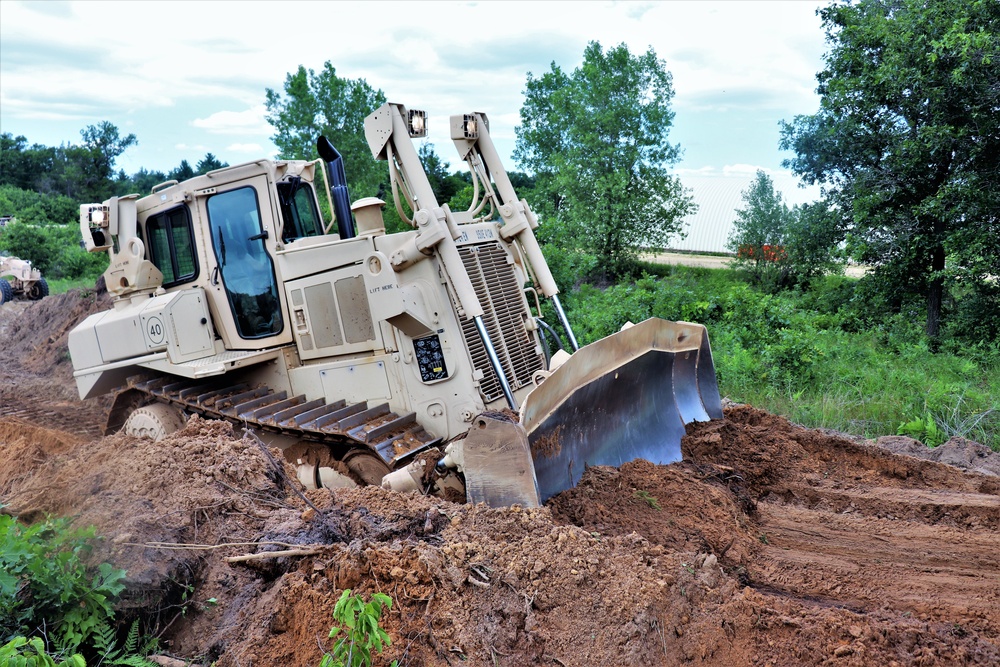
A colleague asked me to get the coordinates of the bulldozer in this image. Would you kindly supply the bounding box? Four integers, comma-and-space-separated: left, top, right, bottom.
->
68, 103, 722, 507
0, 254, 49, 304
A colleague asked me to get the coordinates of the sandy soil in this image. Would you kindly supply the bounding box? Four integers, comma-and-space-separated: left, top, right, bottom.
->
2, 291, 998, 666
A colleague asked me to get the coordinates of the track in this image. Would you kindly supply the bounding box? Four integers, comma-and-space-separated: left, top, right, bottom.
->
112, 373, 439, 469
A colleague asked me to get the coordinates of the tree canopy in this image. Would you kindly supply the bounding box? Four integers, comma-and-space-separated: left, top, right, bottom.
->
514, 41, 695, 278
265, 62, 387, 203
780, 0, 1000, 345
1, 122, 136, 202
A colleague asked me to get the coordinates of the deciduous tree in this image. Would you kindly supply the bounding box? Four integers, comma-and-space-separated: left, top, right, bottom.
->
265, 62, 386, 202
780, 0, 1000, 345
73, 122, 137, 201
727, 171, 843, 290
515, 41, 695, 278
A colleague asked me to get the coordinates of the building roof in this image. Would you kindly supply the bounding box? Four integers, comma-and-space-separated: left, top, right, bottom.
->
666, 173, 821, 253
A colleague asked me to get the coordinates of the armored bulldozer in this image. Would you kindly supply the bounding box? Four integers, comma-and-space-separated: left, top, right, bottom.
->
68, 103, 721, 506
0, 254, 49, 304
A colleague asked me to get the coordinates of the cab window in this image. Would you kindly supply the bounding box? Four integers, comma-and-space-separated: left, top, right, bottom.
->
146, 206, 198, 286
277, 177, 324, 242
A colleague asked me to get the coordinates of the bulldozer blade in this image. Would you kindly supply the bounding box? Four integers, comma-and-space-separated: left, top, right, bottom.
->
520, 318, 722, 502
462, 413, 541, 508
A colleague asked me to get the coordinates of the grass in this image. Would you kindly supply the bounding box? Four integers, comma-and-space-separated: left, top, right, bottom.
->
46, 275, 102, 295
559, 264, 1000, 451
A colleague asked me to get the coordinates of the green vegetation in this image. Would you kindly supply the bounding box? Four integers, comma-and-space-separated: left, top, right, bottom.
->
515, 41, 695, 279
1, 126, 230, 289
0, 186, 108, 283
781, 0, 999, 346
0, 512, 155, 666
318, 590, 396, 667
556, 263, 999, 450
1, 636, 85, 667
726, 170, 843, 291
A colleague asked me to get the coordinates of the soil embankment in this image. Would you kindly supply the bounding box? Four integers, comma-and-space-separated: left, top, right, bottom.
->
1, 292, 997, 666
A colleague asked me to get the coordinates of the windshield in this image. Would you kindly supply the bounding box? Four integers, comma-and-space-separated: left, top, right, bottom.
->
206, 186, 283, 339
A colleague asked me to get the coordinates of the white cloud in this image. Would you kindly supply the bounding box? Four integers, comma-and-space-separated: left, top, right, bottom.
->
192, 106, 270, 136
1, 1, 830, 174
723, 164, 776, 177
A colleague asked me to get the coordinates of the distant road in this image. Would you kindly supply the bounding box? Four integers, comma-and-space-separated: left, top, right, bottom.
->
643, 252, 734, 270
644, 252, 869, 278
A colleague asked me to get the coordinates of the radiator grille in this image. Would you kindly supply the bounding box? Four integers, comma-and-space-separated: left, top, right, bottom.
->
458, 243, 544, 402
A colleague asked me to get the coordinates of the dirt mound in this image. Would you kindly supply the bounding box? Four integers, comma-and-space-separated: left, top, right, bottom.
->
876, 435, 1000, 478
548, 459, 760, 566
2, 416, 301, 610
2, 288, 998, 667
4, 283, 110, 377
0, 418, 82, 498
4, 405, 998, 666
1, 285, 113, 438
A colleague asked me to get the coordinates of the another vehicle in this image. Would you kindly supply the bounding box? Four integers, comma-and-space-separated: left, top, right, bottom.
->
68, 103, 721, 506
0, 254, 49, 304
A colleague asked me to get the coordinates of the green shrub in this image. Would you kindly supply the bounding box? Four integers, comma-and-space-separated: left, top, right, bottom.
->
0, 636, 85, 667
556, 266, 999, 450
897, 413, 947, 447
0, 513, 125, 656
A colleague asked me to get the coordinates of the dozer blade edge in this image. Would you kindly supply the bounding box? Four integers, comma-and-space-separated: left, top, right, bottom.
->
520, 318, 723, 502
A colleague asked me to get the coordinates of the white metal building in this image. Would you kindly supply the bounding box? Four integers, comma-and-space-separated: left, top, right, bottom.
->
665, 172, 821, 254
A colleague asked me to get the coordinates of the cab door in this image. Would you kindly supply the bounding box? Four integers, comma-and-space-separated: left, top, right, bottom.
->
201, 177, 292, 350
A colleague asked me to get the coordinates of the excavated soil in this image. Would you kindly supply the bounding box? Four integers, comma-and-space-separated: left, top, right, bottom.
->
2, 292, 1000, 666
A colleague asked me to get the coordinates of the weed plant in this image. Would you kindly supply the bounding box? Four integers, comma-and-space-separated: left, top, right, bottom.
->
319, 590, 396, 667
554, 263, 999, 450
0, 511, 156, 665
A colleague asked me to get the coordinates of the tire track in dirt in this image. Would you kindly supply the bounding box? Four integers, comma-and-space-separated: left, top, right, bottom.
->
1, 402, 105, 439
753, 499, 1000, 640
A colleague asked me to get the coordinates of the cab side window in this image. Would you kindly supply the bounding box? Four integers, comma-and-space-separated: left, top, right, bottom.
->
278, 177, 324, 242
146, 206, 198, 286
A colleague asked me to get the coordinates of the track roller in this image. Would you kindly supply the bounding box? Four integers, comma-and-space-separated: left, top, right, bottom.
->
123, 403, 187, 441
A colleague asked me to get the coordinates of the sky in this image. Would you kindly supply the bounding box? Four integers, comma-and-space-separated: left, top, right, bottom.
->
0, 0, 829, 207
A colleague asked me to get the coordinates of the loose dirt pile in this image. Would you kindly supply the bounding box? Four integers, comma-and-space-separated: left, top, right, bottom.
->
2, 293, 999, 666
1, 285, 112, 437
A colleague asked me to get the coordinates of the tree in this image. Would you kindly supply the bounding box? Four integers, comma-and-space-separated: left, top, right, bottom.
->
780, 0, 1000, 345
418, 142, 464, 205
264, 62, 387, 202
515, 41, 695, 278
196, 152, 228, 174
121, 167, 168, 195
784, 200, 845, 283
727, 171, 796, 288
1, 134, 56, 192
169, 160, 195, 182
72, 122, 138, 201
727, 171, 843, 290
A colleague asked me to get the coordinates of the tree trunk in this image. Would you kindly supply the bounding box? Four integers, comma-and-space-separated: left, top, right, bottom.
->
926, 241, 945, 350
